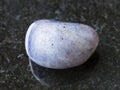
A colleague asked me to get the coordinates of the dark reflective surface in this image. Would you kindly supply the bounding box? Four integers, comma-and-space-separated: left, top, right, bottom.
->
30, 52, 99, 87
0, 0, 120, 89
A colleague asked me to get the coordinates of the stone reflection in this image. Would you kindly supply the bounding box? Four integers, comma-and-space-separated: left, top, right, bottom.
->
29, 52, 99, 87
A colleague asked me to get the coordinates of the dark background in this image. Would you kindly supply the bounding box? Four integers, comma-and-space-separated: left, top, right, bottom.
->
0, 0, 120, 90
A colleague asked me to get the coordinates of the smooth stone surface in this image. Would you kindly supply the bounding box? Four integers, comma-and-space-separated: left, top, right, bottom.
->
25, 20, 99, 69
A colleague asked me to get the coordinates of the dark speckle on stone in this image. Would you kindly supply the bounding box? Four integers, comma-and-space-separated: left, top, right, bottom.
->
61, 37, 64, 40
51, 43, 54, 46
88, 48, 93, 52
63, 26, 65, 28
